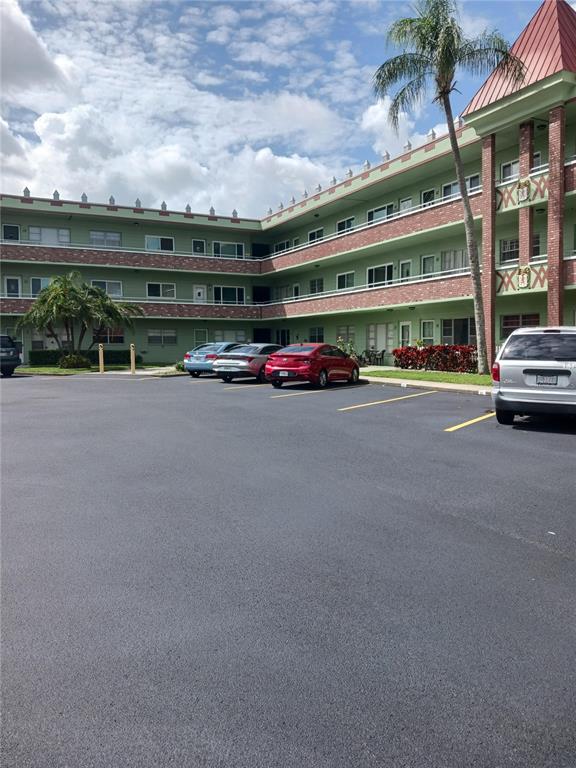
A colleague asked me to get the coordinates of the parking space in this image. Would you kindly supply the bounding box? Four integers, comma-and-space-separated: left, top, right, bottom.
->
2, 373, 575, 768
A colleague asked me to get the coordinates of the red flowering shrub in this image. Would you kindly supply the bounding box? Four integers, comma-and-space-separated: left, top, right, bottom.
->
392, 345, 477, 373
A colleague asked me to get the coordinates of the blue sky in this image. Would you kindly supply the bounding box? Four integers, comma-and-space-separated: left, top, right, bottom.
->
1, 0, 547, 217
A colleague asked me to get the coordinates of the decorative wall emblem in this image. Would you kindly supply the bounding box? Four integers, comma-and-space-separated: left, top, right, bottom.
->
517, 179, 531, 204
517, 266, 531, 289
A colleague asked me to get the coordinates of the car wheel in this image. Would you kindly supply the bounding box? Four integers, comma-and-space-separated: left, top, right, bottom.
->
348, 366, 359, 384
495, 409, 514, 425
272, 380, 283, 389
1, 369, 13, 377
257, 366, 267, 383
222, 375, 233, 383
189, 371, 200, 377
317, 369, 328, 388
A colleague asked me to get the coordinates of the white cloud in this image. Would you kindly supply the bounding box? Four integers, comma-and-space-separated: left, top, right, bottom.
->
359, 99, 446, 157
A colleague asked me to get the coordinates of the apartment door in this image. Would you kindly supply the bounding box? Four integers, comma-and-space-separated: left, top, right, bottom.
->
375, 323, 395, 353
193, 285, 207, 303
399, 322, 411, 347
276, 329, 290, 346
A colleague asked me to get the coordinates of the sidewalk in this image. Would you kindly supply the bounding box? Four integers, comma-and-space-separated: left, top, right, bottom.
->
86, 366, 186, 377
360, 367, 491, 395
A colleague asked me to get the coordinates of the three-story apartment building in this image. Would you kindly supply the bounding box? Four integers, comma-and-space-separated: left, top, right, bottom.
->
1, 0, 575, 364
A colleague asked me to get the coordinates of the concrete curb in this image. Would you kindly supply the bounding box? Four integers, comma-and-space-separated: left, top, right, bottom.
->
360, 375, 491, 396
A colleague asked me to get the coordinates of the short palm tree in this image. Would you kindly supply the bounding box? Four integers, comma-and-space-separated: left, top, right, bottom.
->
18, 271, 143, 355
373, 0, 524, 374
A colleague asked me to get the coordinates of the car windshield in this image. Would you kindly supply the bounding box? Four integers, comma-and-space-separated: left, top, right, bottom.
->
276, 345, 317, 354
502, 333, 576, 361
193, 344, 220, 353
0, 336, 13, 346
224, 345, 259, 355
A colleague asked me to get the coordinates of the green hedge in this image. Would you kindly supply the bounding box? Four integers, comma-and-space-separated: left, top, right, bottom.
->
28, 349, 143, 365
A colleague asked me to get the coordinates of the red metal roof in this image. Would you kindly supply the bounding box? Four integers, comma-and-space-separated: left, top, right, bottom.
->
463, 0, 576, 115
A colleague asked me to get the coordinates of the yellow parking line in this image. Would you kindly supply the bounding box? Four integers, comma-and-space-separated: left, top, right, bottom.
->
271, 385, 365, 399
338, 390, 437, 412
444, 412, 495, 432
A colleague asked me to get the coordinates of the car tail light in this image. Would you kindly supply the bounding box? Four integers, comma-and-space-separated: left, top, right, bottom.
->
491, 362, 500, 382
184, 353, 191, 360
205, 353, 218, 359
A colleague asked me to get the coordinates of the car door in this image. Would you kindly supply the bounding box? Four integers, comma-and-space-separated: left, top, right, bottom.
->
332, 347, 352, 379
321, 346, 340, 380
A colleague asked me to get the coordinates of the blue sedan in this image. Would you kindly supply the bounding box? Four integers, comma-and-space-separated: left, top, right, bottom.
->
183, 342, 242, 377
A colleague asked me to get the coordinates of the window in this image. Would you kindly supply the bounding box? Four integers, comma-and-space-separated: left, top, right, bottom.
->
309, 278, 324, 294
29, 227, 70, 244
147, 329, 177, 345
500, 238, 519, 263
93, 327, 124, 344
442, 181, 460, 199
90, 231, 121, 248
502, 332, 576, 360
532, 233, 542, 259
337, 217, 355, 233
309, 327, 324, 343
31, 277, 50, 296
400, 261, 411, 280
274, 240, 291, 253
213, 330, 247, 343
400, 322, 411, 347
192, 239, 206, 254
421, 189, 435, 207
213, 286, 245, 304
293, 237, 300, 247
441, 249, 469, 271
467, 174, 481, 191
367, 204, 394, 223
145, 235, 174, 252
337, 272, 354, 290
91, 280, 123, 297
147, 283, 176, 298
213, 241, 244, 258
442, 318, 476, 345
292, 284, 300, 298
501, 314, 540, 339
501, 159, 519, 182
336, 326, 355, 344
308, 228, 324, 243
367, 264, 393, 286
2, 224, 20, 241
421, 320, 434, 346
421, 254, 436, 275
399, 198, 412, 212
532, 151, 542, 170
4, 276, 21, 297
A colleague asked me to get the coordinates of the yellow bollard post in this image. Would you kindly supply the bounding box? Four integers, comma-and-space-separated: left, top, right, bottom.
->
130, 343, 136, 375
98, 343, 104, 374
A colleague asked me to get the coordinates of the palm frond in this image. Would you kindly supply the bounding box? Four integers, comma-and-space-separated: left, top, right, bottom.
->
388, 74, 430, 131
458, 32, 525, 84
373, 53, 431, 99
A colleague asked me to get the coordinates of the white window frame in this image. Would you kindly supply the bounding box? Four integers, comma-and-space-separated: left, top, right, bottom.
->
309, 277, 324, 294
531, 151, 542, 170
30, 277, 51, 296
421, 189, 435, 207
147, 329, 177, 345
441, 249, 469, 271
292, 237, 300, 248
292, 284, 300, 298
274, 240, 291, 253
309, 326, 324, 343
399, 198, 412, 212
336, 217, 355, 233
146, 282, 176, 299
399, 321, 412, 347
399, 260, 412, 280
366, 264, 393, 287
466, 173, 481, 191
421, 320, 435, 346
367, 203, 394, 223
91, 279, 123, 297
500, 238, 520, 264
192, 239, 206, 255
501, 159, 519, 182
214, 330, 246, 343
94, 327, 125, 345
145, 235, 175, 252
421, 254, 436, 275
336, 325, 355, 344
28, 226, 70, 244
4, 276, 21, 297
308, 228, 324, 243
194, 328, 209, 346
89, 230, 121, 248
336, 271, 355, 290
213, 241, 245, 259
213, 286, 245, 305
2, 223, 20, 241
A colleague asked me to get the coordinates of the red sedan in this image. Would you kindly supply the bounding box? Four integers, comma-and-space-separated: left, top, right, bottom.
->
265, 343, 360, 388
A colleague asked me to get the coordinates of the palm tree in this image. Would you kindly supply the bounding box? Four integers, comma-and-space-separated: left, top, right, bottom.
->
373, 0, 524, 374
18, 271, 143, 356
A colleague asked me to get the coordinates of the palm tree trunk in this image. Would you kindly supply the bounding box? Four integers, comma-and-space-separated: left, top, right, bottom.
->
46, 323, 62, 350
440, 94, 489, 375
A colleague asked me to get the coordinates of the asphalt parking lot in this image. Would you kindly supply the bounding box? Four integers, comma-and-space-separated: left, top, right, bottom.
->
2, 373, 576, 768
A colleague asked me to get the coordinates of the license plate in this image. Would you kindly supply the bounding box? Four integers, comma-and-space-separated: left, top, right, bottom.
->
536, 375, 557, 386
218, 367, 234, 371
279, 370, 290, 377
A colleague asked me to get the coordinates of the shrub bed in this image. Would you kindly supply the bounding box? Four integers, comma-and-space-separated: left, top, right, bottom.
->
59, 354, 92, 369
29, 349, 143, 365
392, 344, 477, 373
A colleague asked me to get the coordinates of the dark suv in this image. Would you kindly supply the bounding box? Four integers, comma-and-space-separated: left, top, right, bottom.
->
0, 335, 22, 377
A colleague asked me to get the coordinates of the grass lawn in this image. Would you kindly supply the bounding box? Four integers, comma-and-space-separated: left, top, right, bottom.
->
361, 369, 492, 386
17, 364, 170, 376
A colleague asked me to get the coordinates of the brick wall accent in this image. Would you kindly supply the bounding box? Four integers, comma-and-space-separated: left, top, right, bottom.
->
481, 134, 496, 364
547, 105, 565, 325
260, 274, 473, 319
0, 245, 262, 275
260, 196, 483, 274
519, 122, 534, 267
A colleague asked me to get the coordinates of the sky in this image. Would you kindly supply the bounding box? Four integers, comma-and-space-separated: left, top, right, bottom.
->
0, 0, 552, 218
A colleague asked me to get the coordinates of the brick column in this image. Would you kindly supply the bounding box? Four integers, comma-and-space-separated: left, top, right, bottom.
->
481, 134, 496, 363
518, 121, 533, 266
547, 105, 565, 325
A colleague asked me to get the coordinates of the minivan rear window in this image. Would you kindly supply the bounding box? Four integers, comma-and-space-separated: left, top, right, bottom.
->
502, 333, 576, 361
276, 345, 317, 354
